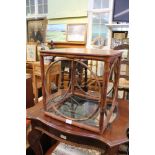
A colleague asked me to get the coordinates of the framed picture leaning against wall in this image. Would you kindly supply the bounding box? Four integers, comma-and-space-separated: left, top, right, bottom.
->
26, 43, 37, 61
27, 19, 47, 43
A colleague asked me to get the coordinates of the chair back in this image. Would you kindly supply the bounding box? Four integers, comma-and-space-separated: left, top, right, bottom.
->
113, 44, 129, 99
113, 44, 129, 80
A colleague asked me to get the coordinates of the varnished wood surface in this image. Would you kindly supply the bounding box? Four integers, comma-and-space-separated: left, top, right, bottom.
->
40, 48, 122, 61
27, 99, 128, 148
26, 75, 34, 109
47, 42, 86, 48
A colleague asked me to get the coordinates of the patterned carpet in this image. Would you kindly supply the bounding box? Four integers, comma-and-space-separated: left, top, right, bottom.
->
52, 142, 128, 155
52, 143, 101, 155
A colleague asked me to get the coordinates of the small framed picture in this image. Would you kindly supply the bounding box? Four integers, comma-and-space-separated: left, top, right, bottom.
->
67, 24, 87, 42
111, 38, 123, 48
26, 43, 37, 61
112, 31, 128, 40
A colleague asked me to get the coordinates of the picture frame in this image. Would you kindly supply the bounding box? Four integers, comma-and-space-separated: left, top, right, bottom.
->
27, 19, 47, 43
46, 24, 67, 42
111, 38, 123, 48
112, 31, 128, 40
67, 24, 87, 42
36, 43, 49, 61
26, 43, 37, 61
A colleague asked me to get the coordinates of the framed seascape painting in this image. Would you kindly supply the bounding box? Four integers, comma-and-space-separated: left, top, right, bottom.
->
46, 24, 67, 42
67, 24, 87, 42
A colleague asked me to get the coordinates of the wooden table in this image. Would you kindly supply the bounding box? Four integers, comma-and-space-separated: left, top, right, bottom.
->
27, 99, 128, 155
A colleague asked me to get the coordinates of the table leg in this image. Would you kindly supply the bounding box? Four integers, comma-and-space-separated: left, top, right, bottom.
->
28, 129, 43, 155
34, 75, 38, 104
60, 67, 64, 89
84, 67, 88, 91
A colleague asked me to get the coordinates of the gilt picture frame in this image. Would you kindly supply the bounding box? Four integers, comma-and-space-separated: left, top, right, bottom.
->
27, 19, 47, 43
112, 31, 128, 40
67, 24, 87, 42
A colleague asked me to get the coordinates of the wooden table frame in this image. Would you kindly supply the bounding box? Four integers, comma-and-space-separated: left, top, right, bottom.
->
39, 48, 122, 133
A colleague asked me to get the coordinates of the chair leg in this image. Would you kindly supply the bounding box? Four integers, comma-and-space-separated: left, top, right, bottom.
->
60, 69, 64, 89
84, 67, 88, 91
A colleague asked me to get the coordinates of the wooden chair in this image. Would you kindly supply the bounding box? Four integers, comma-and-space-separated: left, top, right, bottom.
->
33, 62, 43, 104
113, 44, 129, 100
33, 61, 61, 104
55, 57, 88, 91
46, 62, 61, 94
86, 60, 101, 91
47, 41, 87, 90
